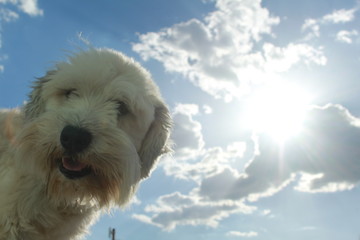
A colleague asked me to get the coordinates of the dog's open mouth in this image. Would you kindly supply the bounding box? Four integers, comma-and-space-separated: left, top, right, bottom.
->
59, 156, 92, 179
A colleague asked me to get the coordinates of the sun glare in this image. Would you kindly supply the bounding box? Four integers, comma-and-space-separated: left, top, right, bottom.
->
244, 82, 312, 142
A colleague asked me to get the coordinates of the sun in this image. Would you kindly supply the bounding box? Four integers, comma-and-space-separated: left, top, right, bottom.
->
244, 82, 312, 142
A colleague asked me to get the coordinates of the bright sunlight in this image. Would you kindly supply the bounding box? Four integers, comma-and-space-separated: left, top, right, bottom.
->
244, 81, 313, 142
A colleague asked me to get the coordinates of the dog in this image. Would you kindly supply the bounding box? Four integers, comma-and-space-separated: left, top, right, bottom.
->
0, 48, 172, 240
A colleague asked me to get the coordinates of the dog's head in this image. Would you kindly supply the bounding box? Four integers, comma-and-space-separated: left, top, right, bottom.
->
17, 48, 171, 207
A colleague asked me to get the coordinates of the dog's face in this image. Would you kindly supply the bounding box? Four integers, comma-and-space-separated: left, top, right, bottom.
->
16, 49, 171, 207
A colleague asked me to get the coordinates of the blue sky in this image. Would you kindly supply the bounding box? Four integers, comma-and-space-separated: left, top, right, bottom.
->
1, 0, 360, 239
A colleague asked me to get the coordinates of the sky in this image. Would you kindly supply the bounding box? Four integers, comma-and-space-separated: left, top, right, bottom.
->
0, 0, 360, 239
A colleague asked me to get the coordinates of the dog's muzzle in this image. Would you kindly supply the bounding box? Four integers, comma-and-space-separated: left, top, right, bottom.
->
59, 125, 92, 179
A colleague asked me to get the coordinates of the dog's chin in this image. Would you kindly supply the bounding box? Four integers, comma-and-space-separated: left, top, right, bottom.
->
58, 156, 92, 179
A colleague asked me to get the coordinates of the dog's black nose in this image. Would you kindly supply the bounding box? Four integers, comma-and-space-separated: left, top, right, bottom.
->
60, 125, 92, 153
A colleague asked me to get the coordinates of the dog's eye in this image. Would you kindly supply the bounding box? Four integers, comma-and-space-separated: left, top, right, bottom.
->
116, 101, 130, 116
64, 89, 79, 99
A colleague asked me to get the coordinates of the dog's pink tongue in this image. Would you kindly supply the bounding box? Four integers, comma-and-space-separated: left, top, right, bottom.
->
62, 157, 87, 171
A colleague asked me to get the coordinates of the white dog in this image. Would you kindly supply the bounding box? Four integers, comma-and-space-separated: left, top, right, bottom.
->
0, 48, 171, 240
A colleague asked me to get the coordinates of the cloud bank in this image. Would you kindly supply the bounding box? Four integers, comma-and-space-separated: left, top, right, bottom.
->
133, 0, 326, 101
135, 103, 360, 230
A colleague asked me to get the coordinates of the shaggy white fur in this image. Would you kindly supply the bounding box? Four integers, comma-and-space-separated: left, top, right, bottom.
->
0, 48, 171, 240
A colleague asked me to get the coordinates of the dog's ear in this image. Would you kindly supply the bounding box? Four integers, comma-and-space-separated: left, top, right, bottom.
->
139, 103, 172, 179
24, 71, 55, 120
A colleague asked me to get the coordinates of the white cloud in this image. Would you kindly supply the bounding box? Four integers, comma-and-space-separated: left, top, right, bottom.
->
302, 7, 358, 40
322, 8, 357, 24
226, 231, 258, 237
170, 103, 205, 161
162, 142, 246, 183
0, 8, 19, 22
295, 172, 355, 193
166, 102, 246, 182
202, 105, 213, 114
263, 43, 327, 72
132, 192, 255, 231
0, 0, 43, 16
133, 0, 325, 101
302, 18, 320, 39
336, 30, 358, 44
